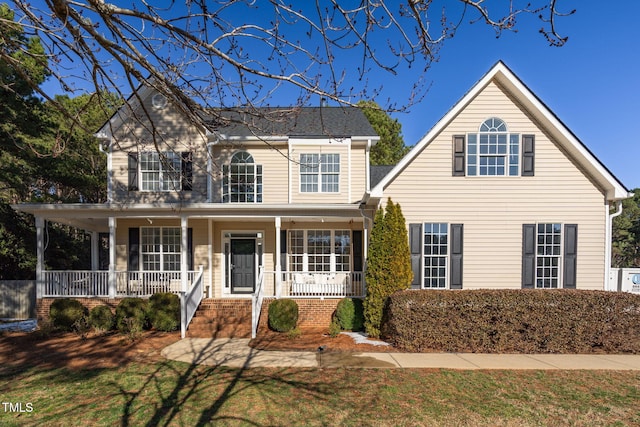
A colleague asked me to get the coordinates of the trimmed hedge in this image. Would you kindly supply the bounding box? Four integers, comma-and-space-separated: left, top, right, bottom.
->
335, 298, 364, 331
89, 305, 115, 331
49, 298, 88, 332
381, 290, 640, 354
148, 292, 180, 332
268, 299, 299, 332
115, 298, 149, 333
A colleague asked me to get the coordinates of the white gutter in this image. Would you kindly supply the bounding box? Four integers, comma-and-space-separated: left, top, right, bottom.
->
605, 200, 624, 291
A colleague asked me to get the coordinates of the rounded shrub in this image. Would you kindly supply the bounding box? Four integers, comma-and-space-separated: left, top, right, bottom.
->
148, 292, 180, 332
268, 299, 299, 332
49, 299, 88, 332
89, 305, 115, 332
115, 298, 149, 333
335, 298, 364, 331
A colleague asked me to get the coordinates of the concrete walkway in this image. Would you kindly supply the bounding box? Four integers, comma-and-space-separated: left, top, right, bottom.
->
161, 338, 640, 370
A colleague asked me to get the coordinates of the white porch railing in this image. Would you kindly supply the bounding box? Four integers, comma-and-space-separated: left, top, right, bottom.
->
180, 267, 205, 338
251, 266, 266, 339
254, 271, 365, 299
39, 270, 200, 298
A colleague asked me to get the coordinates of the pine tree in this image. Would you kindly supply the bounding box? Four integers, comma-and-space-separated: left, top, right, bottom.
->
363, 198, 412, 337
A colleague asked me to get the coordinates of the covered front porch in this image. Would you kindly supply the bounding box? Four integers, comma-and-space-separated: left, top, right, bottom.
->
16, 202, 374, 338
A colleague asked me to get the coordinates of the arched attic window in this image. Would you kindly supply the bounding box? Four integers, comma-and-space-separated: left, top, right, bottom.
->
467, 117, 519, 176
223, 151, 263, 202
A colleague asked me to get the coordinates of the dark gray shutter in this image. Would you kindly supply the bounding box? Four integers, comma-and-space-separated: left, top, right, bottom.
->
453, 135, 466, 176
187, 228, 194, 270
409, 223, 422, 289
450, 224, 463, 289
522, 135, 535, 176
352, 230, 363, 272
522, 224, 536, 289
182, 152, 193, 191
563, 224, 578, 289
280, 230, 287, 273
128, 228, 140, 271
128, 153, 139, 191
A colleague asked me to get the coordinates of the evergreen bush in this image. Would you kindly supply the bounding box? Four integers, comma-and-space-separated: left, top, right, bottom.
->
89, 305, 115, 332
148, 292, 180, 332
364, 199, 412, 337
335, 298, 364, 331
268, 299, 299, 332
49, 298, 88, 332
115, 298, 149, 333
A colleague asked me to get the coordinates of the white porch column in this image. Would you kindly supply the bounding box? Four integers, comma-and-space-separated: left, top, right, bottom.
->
181, 215, 189, 293
108, 217, 116, 298
275, 216, 282, 298
91, 231, 99, 271
35, 216, 44, 299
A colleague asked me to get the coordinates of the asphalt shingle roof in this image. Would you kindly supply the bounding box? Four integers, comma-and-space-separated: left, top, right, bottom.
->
206, 107, 377, 138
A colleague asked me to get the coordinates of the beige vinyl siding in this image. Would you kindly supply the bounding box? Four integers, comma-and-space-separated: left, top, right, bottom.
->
385, 81, 607, 290
349, 142, 368, 202
289, 141, 351, 203
114, 218, 211, 292
110, 91, 209, 204
210, 143, 289, 204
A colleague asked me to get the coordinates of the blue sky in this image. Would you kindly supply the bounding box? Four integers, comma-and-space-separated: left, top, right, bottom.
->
36, 1, 639, 189
388, 2, 640, 189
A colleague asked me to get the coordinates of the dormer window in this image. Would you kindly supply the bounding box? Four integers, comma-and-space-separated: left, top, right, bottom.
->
223, 151, 262, 203
452, 118, 535, 177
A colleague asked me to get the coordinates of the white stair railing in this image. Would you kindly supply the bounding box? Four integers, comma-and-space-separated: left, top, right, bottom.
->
251, 266, 266, 339
180, 266, 205, 339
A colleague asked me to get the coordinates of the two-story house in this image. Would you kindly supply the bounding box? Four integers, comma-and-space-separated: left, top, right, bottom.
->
15, 61, 631, 338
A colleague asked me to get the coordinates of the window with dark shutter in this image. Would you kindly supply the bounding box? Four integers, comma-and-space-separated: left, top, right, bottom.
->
522, 224, 536, 288
522, 135, 535, 176
563, 224, 578, 289
452, 135, 466, 176
352, 230, 363, 273
128, 153, 139, 191
409, 223, 422, 289
128, 228, 140, 271
450, 224, 463, 289
182, 152, 193, 191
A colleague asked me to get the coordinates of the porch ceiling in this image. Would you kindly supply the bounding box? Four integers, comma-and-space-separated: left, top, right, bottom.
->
12, 202, 366, 232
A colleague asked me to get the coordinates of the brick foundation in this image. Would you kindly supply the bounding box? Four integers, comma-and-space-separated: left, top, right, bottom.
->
36, 298, 124, 322
259, 298, 347, 329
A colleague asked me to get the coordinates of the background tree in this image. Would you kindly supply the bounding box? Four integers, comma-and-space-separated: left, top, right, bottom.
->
612, 190, 640, 268
358, 100, 409, 165
2, 1, 573, 159
364, 198, 412, 338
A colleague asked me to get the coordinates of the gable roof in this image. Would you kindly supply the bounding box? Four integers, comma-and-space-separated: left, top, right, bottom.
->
370, 61, 630, 201
205, 107, 378, 139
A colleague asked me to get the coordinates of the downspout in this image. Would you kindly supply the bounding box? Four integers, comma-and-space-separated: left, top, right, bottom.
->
605, 200, 623, 291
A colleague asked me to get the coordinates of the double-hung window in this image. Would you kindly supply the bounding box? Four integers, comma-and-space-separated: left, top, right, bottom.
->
467, 118, 519, 176
423, 223, 449, 288
287, 230, 351, 272
223, 151, 262, 202
140, 227, 181, 271
535, 223, 562, 288
140, 151, 182, 191
300, 153, 340, 193
522, 223, 577, 289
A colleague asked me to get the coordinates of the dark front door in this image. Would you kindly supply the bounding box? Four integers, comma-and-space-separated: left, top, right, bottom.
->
231, 239, 255, 293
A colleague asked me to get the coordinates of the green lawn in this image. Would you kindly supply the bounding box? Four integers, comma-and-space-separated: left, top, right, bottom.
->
1, 361, 639, 426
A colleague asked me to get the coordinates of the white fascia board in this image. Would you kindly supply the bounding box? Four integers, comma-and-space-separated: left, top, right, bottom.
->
370, 61, 631, 201
494, 69, 631, 200
370, 63, 496, 195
